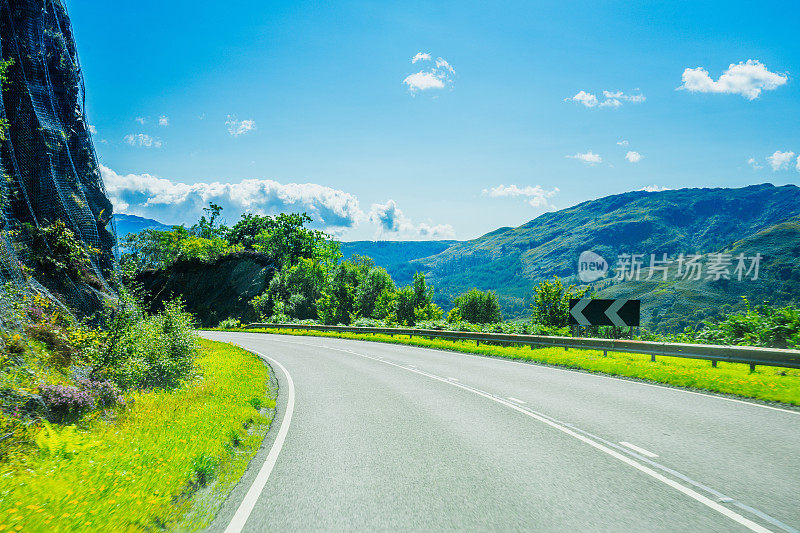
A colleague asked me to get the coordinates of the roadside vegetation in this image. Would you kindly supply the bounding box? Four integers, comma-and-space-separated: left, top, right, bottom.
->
1, 339, 272, 531
235, 327, 800, 406
1, 220, 275, 531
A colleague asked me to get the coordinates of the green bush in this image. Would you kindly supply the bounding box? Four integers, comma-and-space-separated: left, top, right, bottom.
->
94, 297, 198, 390
218, 317, 241, 329
696, 300, 800, 348
451, 288, 503, 324
530, 276, 590, 328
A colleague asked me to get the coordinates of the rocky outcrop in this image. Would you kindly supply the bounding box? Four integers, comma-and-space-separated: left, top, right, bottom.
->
0, 0, 116, 315
136, 252, 276, 327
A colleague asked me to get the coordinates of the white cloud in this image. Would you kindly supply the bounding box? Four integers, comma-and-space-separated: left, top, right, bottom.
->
417, 222, 455, 239
566, 151, 602, 165
368, 199, 454, 239
435, 57, 455, 74
226, 116, 256, 136
797, 155, 800, 172
566, 90, 645, 108
747, 157, 763, 169
88, 125, 97, 135
625, 151, 643, 163
600, 98, 622, 108
639, 185, 670, 192
678, 60, 787, 100
412, 52, 431, 63
565, 91, 598, 108
124, 133, 162, 148
158, 115, 169, 127
767, 150, 796, 171
403, 71, 446, 92
101, 165, 364, 229
135, 117, 146, 125
482, 184, 560, 208
403, 53, 455, 94
617, 140, 629, 146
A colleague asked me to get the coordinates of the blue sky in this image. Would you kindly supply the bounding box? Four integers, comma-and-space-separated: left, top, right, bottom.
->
68, 0, 800, 240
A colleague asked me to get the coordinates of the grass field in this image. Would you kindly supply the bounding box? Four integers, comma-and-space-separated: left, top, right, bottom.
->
0, 339, 273, 532
236, 328, 800, 407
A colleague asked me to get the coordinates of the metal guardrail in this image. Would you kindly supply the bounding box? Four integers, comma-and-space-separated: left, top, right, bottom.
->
245, 323, 800, 370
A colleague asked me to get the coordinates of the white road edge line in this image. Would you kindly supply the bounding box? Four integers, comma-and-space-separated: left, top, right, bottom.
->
507, 397, 526, 404
224, 348, 296, 533
619, 441, 659, 458
322, 344, 772, 533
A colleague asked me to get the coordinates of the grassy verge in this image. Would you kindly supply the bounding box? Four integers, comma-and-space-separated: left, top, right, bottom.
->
0, 339, 274, 532
236, 327, 800, 407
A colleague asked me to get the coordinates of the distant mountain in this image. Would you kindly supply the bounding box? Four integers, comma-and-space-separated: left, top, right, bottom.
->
339, 240, 458, 285
114, 214, 170, 239
596, 215, 800, 332
410, 184, 800, 322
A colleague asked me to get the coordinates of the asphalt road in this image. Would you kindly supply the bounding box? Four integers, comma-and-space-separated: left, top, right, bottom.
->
200, 331, 800, 532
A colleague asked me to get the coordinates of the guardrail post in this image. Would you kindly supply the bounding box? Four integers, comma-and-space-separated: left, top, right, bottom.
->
650, 354, 656, 362
750, 363, 756, 372
603, 350, 607, 357
476, 340, 480, 346
711, 360, 717, 368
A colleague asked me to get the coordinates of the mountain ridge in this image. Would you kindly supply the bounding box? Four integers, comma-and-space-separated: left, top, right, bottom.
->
406, 183, 800, 320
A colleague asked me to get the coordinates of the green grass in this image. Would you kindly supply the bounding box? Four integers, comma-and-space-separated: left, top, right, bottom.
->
236, 327, 800, 407
0, 339, 273, 532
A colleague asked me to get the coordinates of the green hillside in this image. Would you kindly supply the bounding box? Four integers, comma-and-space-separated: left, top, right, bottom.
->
339, 240, 458, 284
596, 216, 800, 332
410, 184, 800, 321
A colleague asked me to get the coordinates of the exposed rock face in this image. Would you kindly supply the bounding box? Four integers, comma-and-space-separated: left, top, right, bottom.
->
136, 252, 276, 327
0, 0, 116, 314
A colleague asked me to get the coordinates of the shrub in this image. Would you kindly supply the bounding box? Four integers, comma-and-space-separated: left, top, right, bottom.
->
38, 383, 95, 422
530, 276, 590, 328
78, 379, 124, 408
24, 220, 102, 287
452, 288, 503, 324
94, 297, 199, 390
695, 301, 800, 348
218, 317, 242, 329
249, 293, 271, 320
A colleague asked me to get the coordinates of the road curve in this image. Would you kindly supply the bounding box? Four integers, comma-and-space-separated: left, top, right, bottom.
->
200, 331, 800, 532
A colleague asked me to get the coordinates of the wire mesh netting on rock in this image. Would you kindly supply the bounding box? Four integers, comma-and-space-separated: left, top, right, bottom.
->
0, 0, 117, 324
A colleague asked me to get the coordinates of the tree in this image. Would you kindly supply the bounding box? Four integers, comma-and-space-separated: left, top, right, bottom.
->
394, 272, 441, 325
120, 226, 237, 270
412, 272, 434, 309
394, 286, 417, 326
193, 203, 225, 239
530, 276, 590, 328
226, 213, 272, 250
356, 266, 396, 319
451, 288, 502, 324
266, 258, 327, 320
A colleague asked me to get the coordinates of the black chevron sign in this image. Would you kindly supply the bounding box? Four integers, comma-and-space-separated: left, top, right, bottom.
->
568, 299, 640, 327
